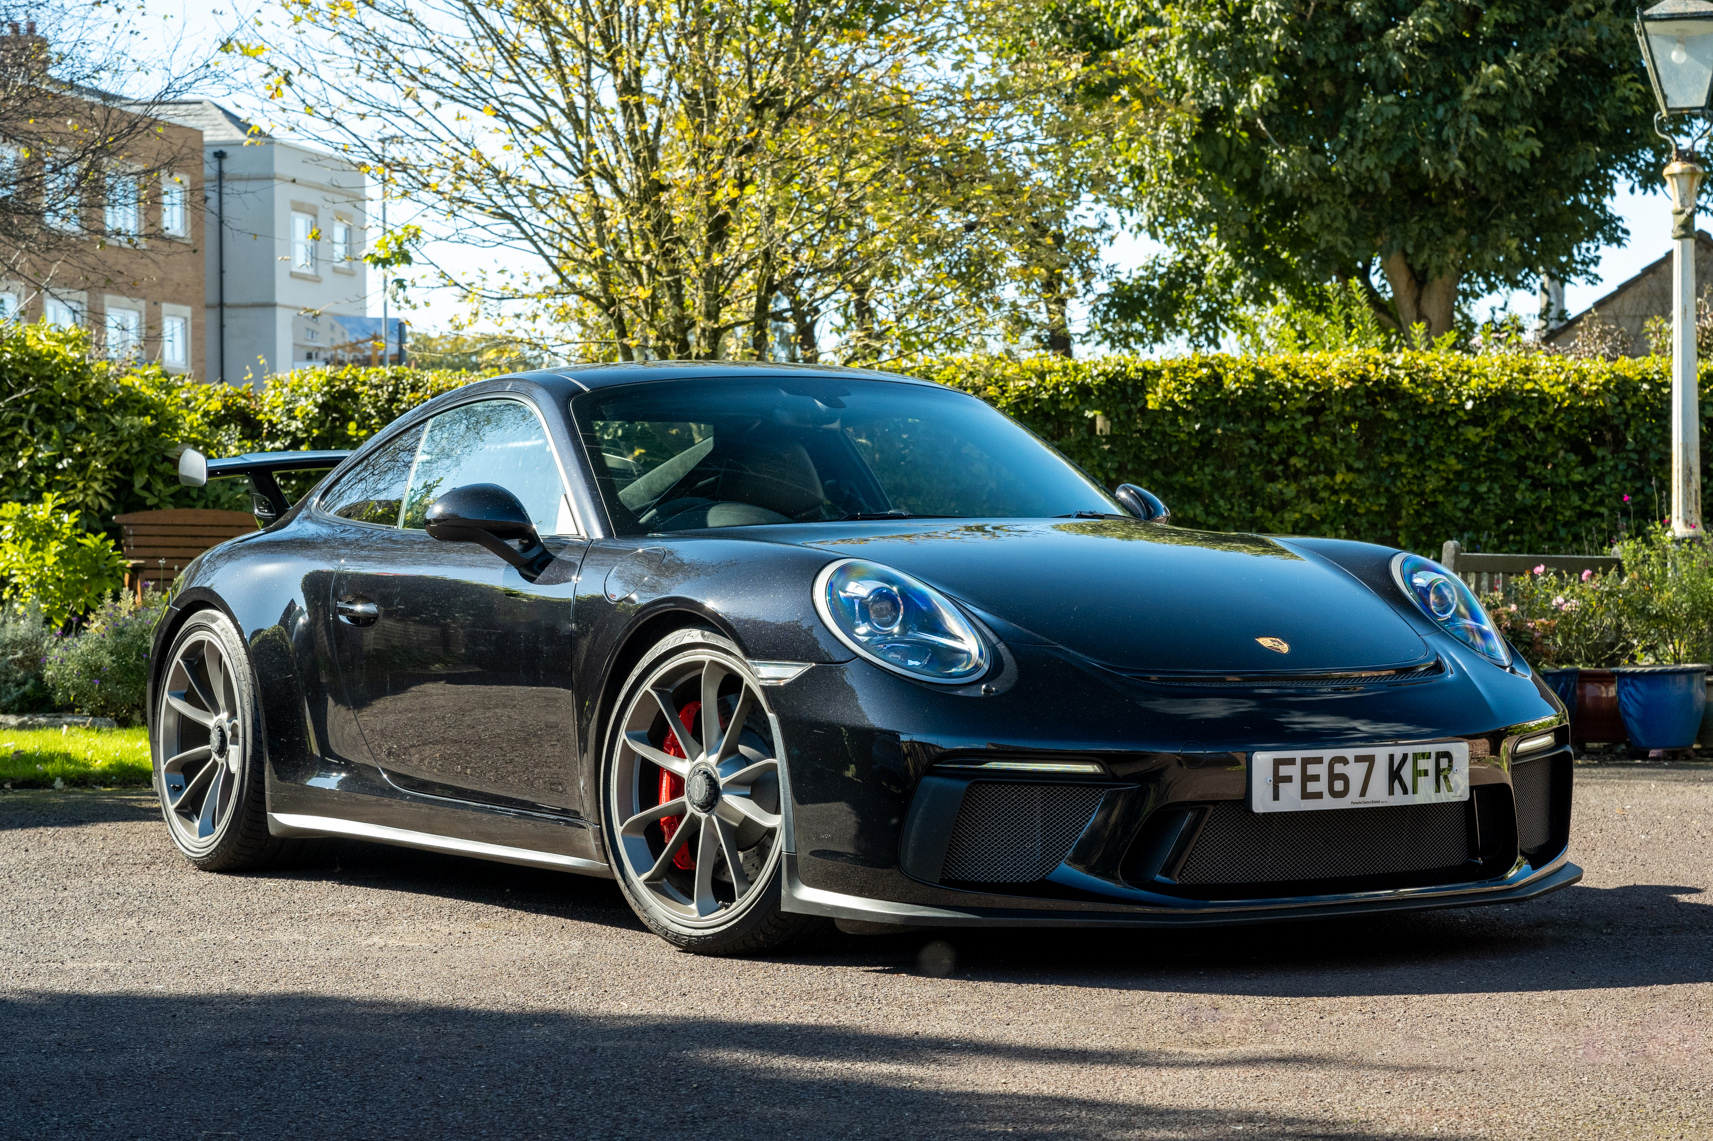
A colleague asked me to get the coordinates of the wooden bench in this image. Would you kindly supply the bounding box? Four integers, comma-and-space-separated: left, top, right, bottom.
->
115, 509, 258, 600
1440, 540, 1621, 594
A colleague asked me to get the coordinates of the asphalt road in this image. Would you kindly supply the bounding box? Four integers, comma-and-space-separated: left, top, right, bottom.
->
2, 764, 1710, 1141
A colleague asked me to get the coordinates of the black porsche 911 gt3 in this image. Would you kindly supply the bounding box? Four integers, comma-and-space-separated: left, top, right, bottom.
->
152, 362, 1577, 954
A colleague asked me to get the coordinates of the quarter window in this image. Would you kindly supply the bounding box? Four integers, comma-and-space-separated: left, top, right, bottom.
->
400, 399, 574, 534
319, 426, 424, 527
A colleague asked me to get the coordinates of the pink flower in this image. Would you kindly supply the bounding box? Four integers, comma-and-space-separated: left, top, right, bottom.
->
1581, 569, 1594, 581
1623, 494, 1631, 503
1533, 564, 1546, 575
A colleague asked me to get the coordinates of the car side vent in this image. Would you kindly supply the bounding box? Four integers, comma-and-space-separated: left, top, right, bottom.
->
939, 781, 1105, 884
1511, 757, 1554, 853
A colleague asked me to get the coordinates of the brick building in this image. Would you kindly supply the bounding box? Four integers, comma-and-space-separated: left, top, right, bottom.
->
0, 27, 207, 375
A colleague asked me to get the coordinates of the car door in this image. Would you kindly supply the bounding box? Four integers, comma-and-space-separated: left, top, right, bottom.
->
326, 397, 590, 813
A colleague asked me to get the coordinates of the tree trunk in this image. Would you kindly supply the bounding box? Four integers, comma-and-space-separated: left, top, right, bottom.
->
1381, 252, 1458, 343
1043, 268, 1072, 358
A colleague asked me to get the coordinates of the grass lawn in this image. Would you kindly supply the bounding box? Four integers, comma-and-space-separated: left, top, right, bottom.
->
0, 727, 152, 789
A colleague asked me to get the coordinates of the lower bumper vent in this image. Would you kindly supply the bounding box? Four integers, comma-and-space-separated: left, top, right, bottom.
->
1511, 757, 1554, 853
1176, 800, 1469, 886
940, 781, 1105, 884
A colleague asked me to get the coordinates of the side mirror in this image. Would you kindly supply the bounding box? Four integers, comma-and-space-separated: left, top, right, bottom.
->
1114, 483, 1170, 523
177, 447, 208, 487
425, 483, 548, 573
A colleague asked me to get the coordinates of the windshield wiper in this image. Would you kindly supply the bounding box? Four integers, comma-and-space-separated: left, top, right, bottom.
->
1057, 511, 1133, 520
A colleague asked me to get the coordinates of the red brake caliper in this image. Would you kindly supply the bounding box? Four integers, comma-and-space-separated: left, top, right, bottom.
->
659, 700, 702, 871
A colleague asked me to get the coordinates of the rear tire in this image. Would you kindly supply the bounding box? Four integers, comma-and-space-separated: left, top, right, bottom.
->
601, 628, 820, 955
153, 608, 310, 871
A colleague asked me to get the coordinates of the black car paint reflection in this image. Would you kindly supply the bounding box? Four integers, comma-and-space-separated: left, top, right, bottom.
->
151, 364, 1576, 936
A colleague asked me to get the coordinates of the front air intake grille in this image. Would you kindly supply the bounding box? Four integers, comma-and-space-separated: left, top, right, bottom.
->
1128, 660, 1444, 689
1512, 757, 1554, 853
939, 782, 1106, 884
1176, 800, 1469, 886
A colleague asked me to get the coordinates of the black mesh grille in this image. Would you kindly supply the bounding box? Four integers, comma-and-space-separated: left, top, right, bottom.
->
1512, 758, 1553, 852
1176, 800, 1470, 885
940, 782, 1106, 884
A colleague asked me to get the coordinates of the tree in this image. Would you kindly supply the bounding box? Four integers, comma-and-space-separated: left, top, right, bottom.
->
242, 0, 1116, 361
1082, 0, 1658, 343
0, 2, 217, 296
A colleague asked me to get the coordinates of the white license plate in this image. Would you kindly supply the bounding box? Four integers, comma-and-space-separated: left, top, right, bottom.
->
1249, 742, 1469, 813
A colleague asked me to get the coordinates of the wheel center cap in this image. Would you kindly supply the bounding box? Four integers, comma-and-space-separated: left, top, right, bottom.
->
210, 722, 229, 758
686, 765, 720, 813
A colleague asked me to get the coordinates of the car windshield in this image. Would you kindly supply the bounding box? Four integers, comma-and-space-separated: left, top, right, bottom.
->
571, 376, 1122, 536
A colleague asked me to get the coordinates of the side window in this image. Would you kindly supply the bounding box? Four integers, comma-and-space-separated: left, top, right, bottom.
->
399, 399, 574, 534
319, 426, 423, 526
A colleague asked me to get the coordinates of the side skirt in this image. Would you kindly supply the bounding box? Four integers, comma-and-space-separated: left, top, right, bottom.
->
267, 812, 615, 878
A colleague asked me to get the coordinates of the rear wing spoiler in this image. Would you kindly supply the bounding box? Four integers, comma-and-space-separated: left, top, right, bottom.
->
178, 447, 351, 520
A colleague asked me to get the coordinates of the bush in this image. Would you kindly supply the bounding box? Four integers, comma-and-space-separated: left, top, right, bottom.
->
1485, 569, 1629, 669
922, 351, 1696, 553
1612, 527, 1713, 665
42, 590, 169, 726
0, 601, 56, 713
0, 322, 244, 530
0, 496, 128, 626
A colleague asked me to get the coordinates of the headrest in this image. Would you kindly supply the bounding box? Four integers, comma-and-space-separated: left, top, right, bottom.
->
709, 438, 823, 518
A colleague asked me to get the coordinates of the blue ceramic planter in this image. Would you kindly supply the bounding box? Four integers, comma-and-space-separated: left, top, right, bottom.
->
1539, 668, 1579, 719
1614, 665, 1708, 751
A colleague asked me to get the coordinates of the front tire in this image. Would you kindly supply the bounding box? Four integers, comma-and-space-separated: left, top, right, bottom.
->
153, 608, 302, 871
601, 629, 817, 955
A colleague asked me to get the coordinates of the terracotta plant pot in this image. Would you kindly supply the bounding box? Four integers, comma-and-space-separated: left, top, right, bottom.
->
1614, 665, 1708, 752
1570, 668, 1625, 746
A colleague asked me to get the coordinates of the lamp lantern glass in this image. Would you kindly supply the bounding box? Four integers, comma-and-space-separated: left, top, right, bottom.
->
1639, 0, 1713, 114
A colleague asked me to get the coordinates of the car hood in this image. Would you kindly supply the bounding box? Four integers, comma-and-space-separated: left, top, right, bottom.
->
775, 518, 1428, 674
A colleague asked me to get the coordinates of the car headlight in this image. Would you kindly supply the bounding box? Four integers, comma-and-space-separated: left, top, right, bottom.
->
1390, 553, 1510, 666
814, 558, 989, 683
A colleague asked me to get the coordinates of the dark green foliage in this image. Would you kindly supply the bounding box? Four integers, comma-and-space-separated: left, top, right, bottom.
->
42, 590, 172, 726
1081, 0, 1657, 342
922, 351, 1691, 554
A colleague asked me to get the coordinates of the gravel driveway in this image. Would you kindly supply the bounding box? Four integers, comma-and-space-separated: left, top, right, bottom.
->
2, 763, 1709, 1140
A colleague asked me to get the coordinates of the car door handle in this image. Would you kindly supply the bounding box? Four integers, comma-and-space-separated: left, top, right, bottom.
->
336, 598, 380, 626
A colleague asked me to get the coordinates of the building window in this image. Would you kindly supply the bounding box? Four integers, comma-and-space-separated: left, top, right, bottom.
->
332, 219, 350, 263
0, 293, 18, 322
162, 314, 188, 368
291, 211, 318, 273
44, 297, 80, 328
0, 144, 19, 198
45, 161, 79, 231
105, 307, 141, 360
161, 176, 186, 236
105, 171, 140, 238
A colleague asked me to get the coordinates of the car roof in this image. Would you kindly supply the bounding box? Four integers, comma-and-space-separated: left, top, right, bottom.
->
506, 360, 946, 392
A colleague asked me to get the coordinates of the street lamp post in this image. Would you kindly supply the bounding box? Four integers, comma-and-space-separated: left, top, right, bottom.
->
1637, 0, 1713, 536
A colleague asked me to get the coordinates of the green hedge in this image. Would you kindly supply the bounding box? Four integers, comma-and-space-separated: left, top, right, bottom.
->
0, 323, 472, 531
925, 351, 1692, 553
2, 319, 1704, 555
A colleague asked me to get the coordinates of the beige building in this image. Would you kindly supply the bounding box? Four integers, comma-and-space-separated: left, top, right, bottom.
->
0, 29, 207, 376
1543, 232, 1713, 358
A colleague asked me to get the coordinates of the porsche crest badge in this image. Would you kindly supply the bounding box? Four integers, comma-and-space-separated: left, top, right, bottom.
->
1256, 636, 1290, 653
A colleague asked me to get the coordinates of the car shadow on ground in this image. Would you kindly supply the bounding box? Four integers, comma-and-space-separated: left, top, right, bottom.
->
0, 790, 158, 831
828, 882, 1713, 997
0, 989, 1482, 1140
